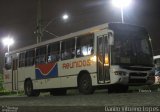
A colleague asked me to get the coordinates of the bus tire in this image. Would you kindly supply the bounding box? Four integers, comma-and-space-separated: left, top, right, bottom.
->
78, 73, 94, 94
24, 79, 39, 97
50, 88, 67, 96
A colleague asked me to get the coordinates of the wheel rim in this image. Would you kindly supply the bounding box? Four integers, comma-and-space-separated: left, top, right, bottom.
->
82, 79, 90, 90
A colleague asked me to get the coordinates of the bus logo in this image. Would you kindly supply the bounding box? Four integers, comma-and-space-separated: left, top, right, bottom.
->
62, 59, 91, 69
35, 62, 58, 79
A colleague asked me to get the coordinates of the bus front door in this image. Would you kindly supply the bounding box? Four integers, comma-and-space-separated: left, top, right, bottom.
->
97, 35, 110, 84
12, 59, 18, 91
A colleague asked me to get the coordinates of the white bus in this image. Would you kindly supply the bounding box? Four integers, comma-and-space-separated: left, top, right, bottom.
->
3, 23, 154, 96
153, 55, 160, 84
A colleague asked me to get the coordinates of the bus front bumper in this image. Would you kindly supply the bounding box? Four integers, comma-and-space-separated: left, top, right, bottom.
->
113, 72, 154, 86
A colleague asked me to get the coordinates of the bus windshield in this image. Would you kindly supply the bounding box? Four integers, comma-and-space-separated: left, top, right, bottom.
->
110, 25, 153, 66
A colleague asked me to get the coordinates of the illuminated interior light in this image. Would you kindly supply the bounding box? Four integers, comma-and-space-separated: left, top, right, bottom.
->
83, 51, 88, 56
82, 47, 88, 56
105, 55, 109, 65
90, 56, 97, 62
104, 64, 109, 66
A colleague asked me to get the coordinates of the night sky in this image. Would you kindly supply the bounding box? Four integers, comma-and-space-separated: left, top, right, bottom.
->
0, 0, 160, 55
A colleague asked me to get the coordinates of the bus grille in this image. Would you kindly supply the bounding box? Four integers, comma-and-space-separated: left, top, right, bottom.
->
129, 73, 147, 77
129, 79, 147, 83
121, 66, 152, 71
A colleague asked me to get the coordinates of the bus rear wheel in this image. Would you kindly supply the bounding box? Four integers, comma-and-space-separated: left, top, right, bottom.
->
78, 73, 94, 94
24, 79, 40, 97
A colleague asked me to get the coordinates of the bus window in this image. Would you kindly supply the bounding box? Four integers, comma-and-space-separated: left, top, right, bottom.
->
76, 33, 94, 57
19, 52, 26, 67
48, 42, 60, 62
25, 50, 35, 66
154, 58, 160, 70
61, 38, 75, 60
36, 46, 46, 64
4, 56, 12, 70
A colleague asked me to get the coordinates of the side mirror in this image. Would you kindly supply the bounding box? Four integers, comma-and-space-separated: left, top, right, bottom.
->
108, 31, 114, 45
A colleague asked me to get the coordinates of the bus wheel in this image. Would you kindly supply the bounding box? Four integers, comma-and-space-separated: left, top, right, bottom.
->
24, 79, 39, 97
78, 74, 94, 94
50, 88, 67, 96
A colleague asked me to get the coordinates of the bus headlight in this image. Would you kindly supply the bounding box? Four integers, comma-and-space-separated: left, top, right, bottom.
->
114, 71, 126, 76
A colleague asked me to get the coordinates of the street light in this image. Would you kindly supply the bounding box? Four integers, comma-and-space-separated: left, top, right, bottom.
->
36, 13, 69, 43
2, 36, 14, 53
112, 0, 132, 23
43, 13, 69, 38
62, 14, 69, 20
43, 13, 69, 32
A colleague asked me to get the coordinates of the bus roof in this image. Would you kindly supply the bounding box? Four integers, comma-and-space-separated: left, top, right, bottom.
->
8, 23, 109, 55
7, 22, 147, 55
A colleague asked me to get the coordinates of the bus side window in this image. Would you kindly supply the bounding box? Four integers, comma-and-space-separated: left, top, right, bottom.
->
25, 50, 35, 66
155, 59, 160, 69
4, 56, 11, 70
48, 42, 60, 62
76, 33, 94, 57
61, 38, 75, 60
19, 52, 25, 68
36, 46, 46, 64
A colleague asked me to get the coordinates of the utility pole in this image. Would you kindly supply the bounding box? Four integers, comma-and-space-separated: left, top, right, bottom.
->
36, 0, 43, 43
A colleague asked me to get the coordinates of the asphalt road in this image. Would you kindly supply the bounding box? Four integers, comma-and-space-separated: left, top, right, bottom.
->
0, 89, 160, 112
